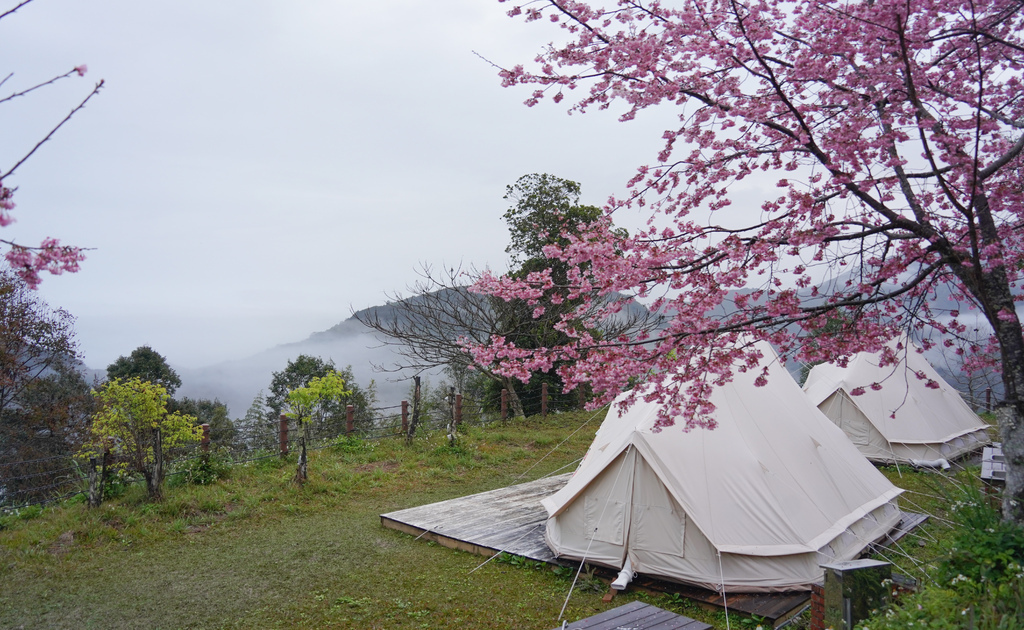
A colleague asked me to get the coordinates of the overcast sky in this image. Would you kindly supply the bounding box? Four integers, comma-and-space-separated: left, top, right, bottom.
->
1, 0, 680, 370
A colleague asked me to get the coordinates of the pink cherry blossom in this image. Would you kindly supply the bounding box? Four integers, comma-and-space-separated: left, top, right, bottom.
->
471, 0, 1024, 451
0, 49, 102, 288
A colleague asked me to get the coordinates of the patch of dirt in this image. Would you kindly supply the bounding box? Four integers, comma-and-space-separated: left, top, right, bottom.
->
48, 531, 75, 556
355, 460, 400, 474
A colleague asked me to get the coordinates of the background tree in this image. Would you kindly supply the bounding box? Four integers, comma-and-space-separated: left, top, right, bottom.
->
478, 0, 1024, 522
358, 174, 659, 418
0, 0, 97, 287
238, 391, 271, 451
497, 174, 609, 415
106, 346, 181, 396
264, 355, 376, 434
503, 173, 603, 266
85, 377, 200, 500
172, 397, 236, 449
0, 270, 91, 506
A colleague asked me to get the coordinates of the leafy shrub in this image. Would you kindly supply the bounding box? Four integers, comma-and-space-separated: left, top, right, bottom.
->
856, 480, 1024, 630
0, 504, 44, 529
102, 473, 133, 500
938, 485, 1024, 587
170, 452, 231, 486
333, 435, 369, 454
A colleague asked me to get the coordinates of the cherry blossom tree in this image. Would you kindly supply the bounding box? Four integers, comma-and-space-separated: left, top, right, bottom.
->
0, 0, 99, 287
472, 0, 1024, 522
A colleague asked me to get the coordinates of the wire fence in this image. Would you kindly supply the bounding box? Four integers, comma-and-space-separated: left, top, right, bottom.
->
0, 388, 563, 512
2, 381, 1000, 511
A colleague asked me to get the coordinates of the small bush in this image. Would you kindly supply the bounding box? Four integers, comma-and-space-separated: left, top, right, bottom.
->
170, 452, 232, 487
856, 479, 1024, 630
333, 435, 369, 454
102, 472, 134, 500
0, 505, 44, 529
938, 485, 1024, 586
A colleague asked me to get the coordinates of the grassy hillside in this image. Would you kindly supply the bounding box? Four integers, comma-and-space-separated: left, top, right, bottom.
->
0, 412, 1012, 629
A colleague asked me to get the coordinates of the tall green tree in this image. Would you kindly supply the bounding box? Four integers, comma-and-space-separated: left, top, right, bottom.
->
265, 356, 376, 434
106, 346, 181, 396
359, 174, 657, 419
503, 173, 603, 269
496, 174, 622, 415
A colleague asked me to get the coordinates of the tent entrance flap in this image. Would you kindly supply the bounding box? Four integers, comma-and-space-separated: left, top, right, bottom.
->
585, 496, 628, 545
628, 453, 686, 557
546, 447, 642, 568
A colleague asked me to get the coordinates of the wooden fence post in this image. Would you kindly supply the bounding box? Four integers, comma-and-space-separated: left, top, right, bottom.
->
501, 388, 508, 423
346, 405, 355, 435
401, 400, 409, 435
279, 414, 289, 458
455, 393, 462, 428
408, 376, 421, 445
541, 382, 548, 418
200, 423, 211, 453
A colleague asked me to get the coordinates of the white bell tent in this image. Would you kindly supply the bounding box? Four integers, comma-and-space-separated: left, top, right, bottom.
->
803, 338, 991, 465
542, 341, 903, 593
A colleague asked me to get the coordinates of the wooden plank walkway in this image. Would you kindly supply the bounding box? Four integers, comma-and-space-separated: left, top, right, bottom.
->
550, 601, 711, 630
381, 474, 927, 627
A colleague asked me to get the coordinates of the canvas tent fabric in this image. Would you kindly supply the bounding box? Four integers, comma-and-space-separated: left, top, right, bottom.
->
542, 341, 903, 593
803, 338, 991, 464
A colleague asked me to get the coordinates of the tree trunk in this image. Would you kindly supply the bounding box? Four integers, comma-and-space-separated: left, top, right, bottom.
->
991, 312, 1024, 523
407, 376, 421, 446
147, 427, 164, 500
296, 422, 308, 484
99, 449, 109, 502
87, 457, 101, 508
447, 386, 457, 447
995, 403, 1023, 522
503, 378, 526, 418
965, 258, 1024, 524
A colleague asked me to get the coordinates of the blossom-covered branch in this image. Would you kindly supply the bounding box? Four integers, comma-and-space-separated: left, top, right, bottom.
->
481, 0, 1024, 519
1, 2, 99, 287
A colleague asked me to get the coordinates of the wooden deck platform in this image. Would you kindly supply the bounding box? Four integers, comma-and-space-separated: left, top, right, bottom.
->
381, 474, 926, 628
380, 474, 567, 563
551, 601, 711, 630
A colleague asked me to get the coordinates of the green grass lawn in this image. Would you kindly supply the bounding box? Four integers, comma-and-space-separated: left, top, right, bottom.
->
0, 413, 988, 629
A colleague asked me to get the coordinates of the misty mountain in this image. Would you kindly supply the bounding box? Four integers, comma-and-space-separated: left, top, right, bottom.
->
170, 303, 435, 418
170, 290, 656, 419
136, 275, 1000, 419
